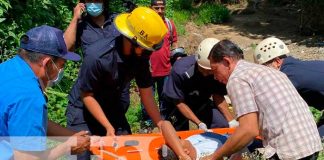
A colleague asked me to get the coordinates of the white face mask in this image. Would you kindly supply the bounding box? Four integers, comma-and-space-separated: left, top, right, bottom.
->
45, 59, 64, 87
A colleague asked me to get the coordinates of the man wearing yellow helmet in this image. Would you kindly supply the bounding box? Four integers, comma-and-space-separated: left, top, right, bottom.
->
66, 6, 167, 142
141, 0, 179, 128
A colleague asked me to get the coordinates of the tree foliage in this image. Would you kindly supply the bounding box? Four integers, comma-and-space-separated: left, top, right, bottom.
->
0, 0, 229, 127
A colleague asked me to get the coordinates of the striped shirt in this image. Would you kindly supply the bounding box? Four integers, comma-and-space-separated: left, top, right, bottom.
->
227, 60, 322, 159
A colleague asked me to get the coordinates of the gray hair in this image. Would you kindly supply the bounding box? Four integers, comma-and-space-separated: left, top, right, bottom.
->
18, 48, 52, 63
208, 39, 244, 62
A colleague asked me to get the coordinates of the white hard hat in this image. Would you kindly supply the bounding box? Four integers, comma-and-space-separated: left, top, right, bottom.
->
197, 38, 220, 70
254, 37, 289, 64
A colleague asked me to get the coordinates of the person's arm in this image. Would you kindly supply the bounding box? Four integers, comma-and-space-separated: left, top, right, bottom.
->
176, 101, 201, 126
212, 94, 234, 122
211, 112, 259, 159
47, 120, 91, 154
139, 87, 163, 129
161, 121, 192, 160
170, 20, 178, 49
64, 3, 85, 51
13, 131, 90, 160
82, 91, 115, 136
13, 142, 71, 160
47, 120, 75, 136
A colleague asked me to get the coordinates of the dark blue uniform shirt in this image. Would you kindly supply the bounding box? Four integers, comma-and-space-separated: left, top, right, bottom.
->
68, 35, 153, 130
281, 56, 324, 110
76, 13, 119, 54
163, 55, 227, 107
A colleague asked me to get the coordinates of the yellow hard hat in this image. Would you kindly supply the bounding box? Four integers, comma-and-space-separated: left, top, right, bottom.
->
114, 6, 167, 51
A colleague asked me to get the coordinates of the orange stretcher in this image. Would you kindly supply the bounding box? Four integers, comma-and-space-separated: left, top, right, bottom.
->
90, 128, 235, 160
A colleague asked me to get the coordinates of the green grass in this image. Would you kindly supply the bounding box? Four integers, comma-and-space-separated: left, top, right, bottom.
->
171, 3, 230, 35
193, 3, 230, 26
173, 10, 191, 35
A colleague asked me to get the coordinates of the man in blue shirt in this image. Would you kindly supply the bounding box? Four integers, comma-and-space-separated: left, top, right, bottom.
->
66, 7, 167, 138
162, 38, 238, 131
0, 25, 90, 159
254, 37, 324, 124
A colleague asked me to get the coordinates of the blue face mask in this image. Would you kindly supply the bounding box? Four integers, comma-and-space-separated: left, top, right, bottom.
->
86, 3, 103, 17
46, 59, 64, 87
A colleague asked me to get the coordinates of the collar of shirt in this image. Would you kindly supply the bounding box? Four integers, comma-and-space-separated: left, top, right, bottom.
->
84, 12, 114, 28
17, 55, 47, 97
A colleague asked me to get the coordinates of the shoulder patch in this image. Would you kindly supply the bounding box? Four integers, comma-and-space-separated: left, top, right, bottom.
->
184, 65, 195, 79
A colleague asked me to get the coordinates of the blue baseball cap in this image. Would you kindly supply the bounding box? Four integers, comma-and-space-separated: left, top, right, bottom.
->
20, 25, 81, 61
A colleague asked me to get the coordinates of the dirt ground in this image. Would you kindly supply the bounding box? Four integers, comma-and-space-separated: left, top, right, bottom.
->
177, 2, 324, 61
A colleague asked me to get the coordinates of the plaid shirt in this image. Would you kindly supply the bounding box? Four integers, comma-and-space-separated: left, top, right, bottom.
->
227, 60, 322, 159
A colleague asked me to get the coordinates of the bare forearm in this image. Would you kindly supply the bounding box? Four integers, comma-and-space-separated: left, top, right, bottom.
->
161, 121, 187, 157
47, 120, 75, 137
177, 102, 201, 125
139, 87, 162, 126
82, 94, 112, 130
14, 142, 70, 160
213, 95, 234, 121
218, 104, 234, 122
212, 113, 259, 159
64, 17, 78, 51
213, 128, 255, 159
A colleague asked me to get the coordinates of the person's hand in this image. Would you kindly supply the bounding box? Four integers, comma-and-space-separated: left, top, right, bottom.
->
70, 130, 90, 154
228, 119, 239, 128
201, 154, 223, 160
156, 120, 163, 132
73, 3, 86, 20
200, 155, 212, 160
198, 122, 210, 132
178, 154, 192, 160
106, 125, 115, 136
90, 135, 101, 146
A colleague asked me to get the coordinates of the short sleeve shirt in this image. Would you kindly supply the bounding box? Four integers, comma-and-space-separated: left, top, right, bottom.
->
186, 132, 227, 160
281, 56, 324, 109
227, 60, 322, 159
163, 55, 226, 107
68, 36, 153, 118
149, 19, 178, 77
76, 13, 119, 54
0, 56, 47, 151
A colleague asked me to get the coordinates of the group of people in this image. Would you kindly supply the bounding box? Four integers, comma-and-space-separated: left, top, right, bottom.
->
0, 0, 323, 159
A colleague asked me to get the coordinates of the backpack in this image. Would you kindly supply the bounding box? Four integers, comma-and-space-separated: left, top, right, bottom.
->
165, 17, 174, 47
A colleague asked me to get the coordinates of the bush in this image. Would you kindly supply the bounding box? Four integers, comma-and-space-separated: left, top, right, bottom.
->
176, 0, 194, 10
0, 0, 229, 128
193, 3, 230, 26
173, 10, 191, 35
297, 0, 324, 34
126, 103, 142, 133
